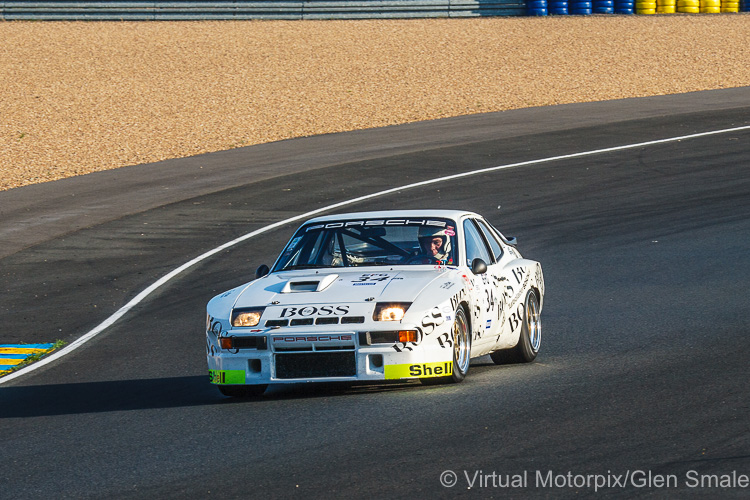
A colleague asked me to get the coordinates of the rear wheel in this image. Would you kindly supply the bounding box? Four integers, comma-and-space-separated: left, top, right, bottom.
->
422, 306, 471, 385
490, 290, 541, 364
218, 384, 268, 397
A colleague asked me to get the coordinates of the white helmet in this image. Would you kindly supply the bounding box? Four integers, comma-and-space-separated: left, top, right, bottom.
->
417, 226, 452, 261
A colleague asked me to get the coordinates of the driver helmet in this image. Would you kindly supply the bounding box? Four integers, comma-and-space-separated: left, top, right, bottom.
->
418, 226, 452, 261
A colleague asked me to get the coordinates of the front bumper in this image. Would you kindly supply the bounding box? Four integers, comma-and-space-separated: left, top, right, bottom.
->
206, 325, 453, 386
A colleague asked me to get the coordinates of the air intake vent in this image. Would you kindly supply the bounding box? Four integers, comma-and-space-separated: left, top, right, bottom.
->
289, 281, 318, 292
341, 316, 365, 324
265, 319, 289, 328
290, 318, 314, 326
275, 352, 356, 379
315, 317, 339, 325
281, 274, 339, 293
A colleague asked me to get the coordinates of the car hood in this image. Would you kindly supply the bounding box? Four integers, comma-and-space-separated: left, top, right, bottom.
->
233, 267, 453, 308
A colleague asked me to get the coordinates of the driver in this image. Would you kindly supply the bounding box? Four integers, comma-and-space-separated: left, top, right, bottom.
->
416, 226, 452, 263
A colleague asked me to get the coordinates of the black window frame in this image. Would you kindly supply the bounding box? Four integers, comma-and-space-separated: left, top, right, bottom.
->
475, 218, 504, 263
462, 218, 494, 267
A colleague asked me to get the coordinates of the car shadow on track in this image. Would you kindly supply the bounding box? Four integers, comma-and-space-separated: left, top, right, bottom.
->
0, 362, 505, 418
0, 375, 442, 418
0, 376, 222, 418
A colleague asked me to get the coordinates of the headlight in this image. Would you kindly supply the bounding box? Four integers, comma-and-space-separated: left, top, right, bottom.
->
373, 303, 411, 321
231, 308, 264, 327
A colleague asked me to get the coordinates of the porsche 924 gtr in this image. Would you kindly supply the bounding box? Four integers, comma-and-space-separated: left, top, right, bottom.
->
206, 210, 544, 396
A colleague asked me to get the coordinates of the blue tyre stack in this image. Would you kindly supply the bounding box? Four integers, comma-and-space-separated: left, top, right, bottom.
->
742, 0, 749, 10
614, 0, 635, 11
569, 0, 593, 12
593, 0, 615, 10
527, 0, 549, 14
548, 0, 570, 12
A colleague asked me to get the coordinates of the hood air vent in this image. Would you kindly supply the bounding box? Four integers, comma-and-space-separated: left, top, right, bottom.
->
281, 274, 338, 293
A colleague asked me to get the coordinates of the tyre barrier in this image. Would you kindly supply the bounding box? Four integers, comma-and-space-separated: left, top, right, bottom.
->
614, 0, 635, 13
656, 0, 676, 12
548, 0, 570, 14
677, 0, 700, 11
635, 0, 657, 12
600, 0, 750, 14
569, 0, 593, 13
527, 0, 549, 14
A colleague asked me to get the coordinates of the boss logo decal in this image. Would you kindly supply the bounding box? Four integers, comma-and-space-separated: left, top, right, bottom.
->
421, 307, 444, 335
279, 305, 350, 317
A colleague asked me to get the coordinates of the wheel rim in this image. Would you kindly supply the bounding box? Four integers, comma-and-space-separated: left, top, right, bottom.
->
454, 310, 470, 374
526, 293, 541, 352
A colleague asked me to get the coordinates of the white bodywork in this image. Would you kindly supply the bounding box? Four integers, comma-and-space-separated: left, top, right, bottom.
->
205, 210, 544, 388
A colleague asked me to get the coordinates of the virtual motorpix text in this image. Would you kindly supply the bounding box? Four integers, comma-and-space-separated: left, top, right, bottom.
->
440, 470, 750, 491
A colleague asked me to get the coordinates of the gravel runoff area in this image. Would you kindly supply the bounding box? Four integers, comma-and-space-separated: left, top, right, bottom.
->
1, 16, 749, 192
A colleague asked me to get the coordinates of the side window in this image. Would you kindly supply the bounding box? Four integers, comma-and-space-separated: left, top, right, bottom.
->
462, 219, 493, 267
476, 219, 503, 262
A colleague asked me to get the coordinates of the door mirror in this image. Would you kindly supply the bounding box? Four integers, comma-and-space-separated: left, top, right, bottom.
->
471, 258, 487, 275
255, 264, 270, 279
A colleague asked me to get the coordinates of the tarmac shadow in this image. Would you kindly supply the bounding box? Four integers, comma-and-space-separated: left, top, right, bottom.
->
0, 375, 222, 418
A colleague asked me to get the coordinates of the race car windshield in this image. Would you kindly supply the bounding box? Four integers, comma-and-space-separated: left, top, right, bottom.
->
273, 218, 458, 271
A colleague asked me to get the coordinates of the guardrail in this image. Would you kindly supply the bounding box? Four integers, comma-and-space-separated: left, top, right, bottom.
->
0, 1, 526, 19
0, 0, 746, 19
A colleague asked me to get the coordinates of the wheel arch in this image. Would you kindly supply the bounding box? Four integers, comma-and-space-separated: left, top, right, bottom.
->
529, 285, 543, 313
458, 299, 471, 333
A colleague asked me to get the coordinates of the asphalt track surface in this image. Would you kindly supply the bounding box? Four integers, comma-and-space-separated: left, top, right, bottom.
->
1, 88, 749, 498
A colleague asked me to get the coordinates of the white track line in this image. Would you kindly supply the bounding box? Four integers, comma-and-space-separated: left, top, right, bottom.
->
3, 124, 749, 384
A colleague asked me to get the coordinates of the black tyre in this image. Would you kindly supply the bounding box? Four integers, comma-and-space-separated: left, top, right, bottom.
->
422, 306, 471, 385
490, 290, 541, 365
218, 384, 268, 397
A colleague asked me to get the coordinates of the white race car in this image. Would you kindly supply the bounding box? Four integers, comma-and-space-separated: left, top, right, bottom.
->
206, 210, 544, 396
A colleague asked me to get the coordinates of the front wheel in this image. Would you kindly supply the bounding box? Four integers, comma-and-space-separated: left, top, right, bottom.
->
490, 290, 541, 364
422, 306, 471, 385
218, 384, 268, 397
